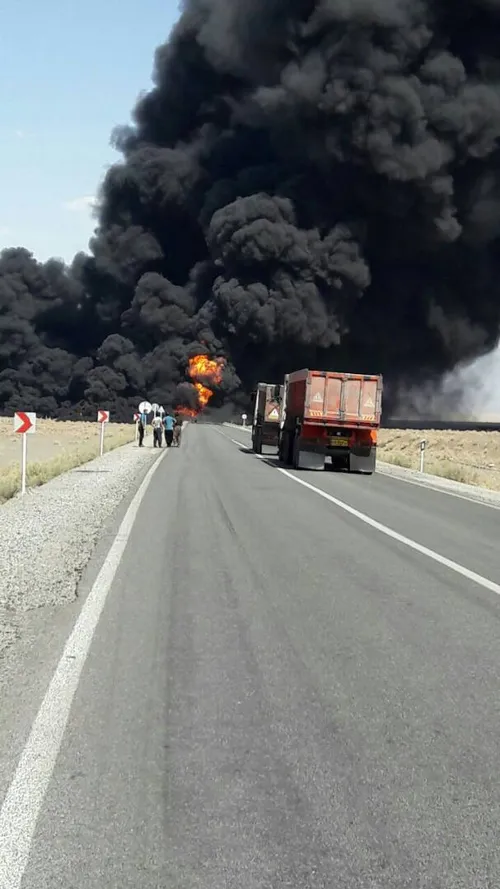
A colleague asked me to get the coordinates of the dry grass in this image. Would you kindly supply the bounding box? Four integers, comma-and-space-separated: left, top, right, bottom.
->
378, 429, 500, 491
0, 418, 135, 503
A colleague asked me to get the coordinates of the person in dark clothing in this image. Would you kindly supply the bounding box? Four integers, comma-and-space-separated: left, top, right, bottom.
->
138, 418, 145, 447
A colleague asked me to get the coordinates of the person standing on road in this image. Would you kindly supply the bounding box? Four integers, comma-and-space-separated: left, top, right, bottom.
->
173, 412, 182, 447
163, 411, 175, 447
138, 417, 145, 447
152, 414, 163, 448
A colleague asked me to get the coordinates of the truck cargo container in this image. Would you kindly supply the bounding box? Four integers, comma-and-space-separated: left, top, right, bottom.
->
278, 369, 383, 472
251, 383, 284, 454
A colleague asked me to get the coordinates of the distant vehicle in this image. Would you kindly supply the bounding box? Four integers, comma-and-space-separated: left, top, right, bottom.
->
251, 383, 284, 454
278, 369, 383, 474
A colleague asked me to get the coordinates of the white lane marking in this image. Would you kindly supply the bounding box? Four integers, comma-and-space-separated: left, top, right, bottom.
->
217, 427, 500, 597
221, 421, 500, 511
0, 449, 168, 889
276, 468, 500, 596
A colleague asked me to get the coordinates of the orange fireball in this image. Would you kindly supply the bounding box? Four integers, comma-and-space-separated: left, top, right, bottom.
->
176, 353, 225, 416
188, 354, 225, 387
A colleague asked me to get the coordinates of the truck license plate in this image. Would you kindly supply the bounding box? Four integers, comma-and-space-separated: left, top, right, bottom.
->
329, 437, 349, 447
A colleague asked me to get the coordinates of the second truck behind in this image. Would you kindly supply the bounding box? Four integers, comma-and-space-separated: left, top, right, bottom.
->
251, 382, 284, 454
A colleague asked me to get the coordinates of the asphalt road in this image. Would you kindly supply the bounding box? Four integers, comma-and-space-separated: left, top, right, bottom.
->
9, 422, 500, 887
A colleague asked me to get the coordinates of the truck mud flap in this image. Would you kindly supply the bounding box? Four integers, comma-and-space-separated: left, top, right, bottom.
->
293, 439, 325, 471
348, 448, 376, 474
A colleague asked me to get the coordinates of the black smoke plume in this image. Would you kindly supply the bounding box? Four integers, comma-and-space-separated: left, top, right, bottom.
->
2, 0, 500, 420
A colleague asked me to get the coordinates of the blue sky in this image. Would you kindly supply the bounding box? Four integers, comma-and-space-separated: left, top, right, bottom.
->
0, 0, 180, 264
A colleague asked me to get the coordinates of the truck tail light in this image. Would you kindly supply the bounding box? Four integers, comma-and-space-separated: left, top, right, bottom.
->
351, 428, 377, 445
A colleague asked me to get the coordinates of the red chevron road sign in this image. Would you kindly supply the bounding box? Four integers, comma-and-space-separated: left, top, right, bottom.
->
97, 410, 110, 424
13, 411, 36, 434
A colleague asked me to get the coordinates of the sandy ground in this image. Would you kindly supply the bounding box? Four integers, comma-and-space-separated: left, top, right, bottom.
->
2, 418, 500, 491
0, 418, 135, 471
378, 429, 500, 490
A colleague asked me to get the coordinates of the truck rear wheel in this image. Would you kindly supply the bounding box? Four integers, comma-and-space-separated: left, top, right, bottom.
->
252, 426, 262, 454
279, 431, 292, 465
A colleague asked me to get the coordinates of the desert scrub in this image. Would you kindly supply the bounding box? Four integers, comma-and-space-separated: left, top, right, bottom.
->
378, 429, 500, 491
384, 453, 413, 469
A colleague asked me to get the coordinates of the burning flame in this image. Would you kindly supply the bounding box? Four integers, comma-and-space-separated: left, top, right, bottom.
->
176, 354, 225, 417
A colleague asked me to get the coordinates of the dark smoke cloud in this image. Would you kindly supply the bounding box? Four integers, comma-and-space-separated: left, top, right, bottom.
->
2, 0, 500, 420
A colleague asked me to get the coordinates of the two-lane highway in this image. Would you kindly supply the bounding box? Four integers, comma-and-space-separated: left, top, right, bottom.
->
3, 421, 500, 887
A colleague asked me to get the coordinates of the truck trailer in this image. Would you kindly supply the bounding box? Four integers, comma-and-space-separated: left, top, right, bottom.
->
251, 383, 284, 454
278, 369, 383, 473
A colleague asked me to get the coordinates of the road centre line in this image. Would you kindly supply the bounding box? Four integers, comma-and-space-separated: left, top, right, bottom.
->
0, 448, 169, 889
220, 428, 500, 599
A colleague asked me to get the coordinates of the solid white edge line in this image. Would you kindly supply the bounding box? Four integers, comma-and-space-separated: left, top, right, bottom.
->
217, 427, 500, 598
376, 464, 500, 511
0, 447, 169, 889
276, 467, 500, 596
221, 422, 500, 511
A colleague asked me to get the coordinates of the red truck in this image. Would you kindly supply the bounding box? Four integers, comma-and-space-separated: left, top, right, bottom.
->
251, 382, 284, 454
278, 369, 383, 473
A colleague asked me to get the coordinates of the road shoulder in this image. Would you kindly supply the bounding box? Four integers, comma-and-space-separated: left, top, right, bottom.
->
0, 446, 166, 812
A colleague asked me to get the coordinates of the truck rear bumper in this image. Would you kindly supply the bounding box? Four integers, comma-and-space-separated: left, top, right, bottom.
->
300, 440, 377, 473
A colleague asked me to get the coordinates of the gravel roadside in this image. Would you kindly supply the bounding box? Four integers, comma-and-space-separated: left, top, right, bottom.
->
0, 442, 161, 661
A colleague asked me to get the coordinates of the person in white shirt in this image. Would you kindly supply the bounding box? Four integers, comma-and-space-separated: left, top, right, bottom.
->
151, 415, 163, 448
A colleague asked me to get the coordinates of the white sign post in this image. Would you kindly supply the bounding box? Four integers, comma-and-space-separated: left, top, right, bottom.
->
241, 413, 247, 427
97, 410, 110, 456
420, 439, 426, 473
13, 412, 36, 496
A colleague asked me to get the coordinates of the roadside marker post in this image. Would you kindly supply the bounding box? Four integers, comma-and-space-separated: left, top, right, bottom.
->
241, 413, 247, 427
97, 410, 110, 457
420, 439, 426, 473
13, 412, 36, 496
